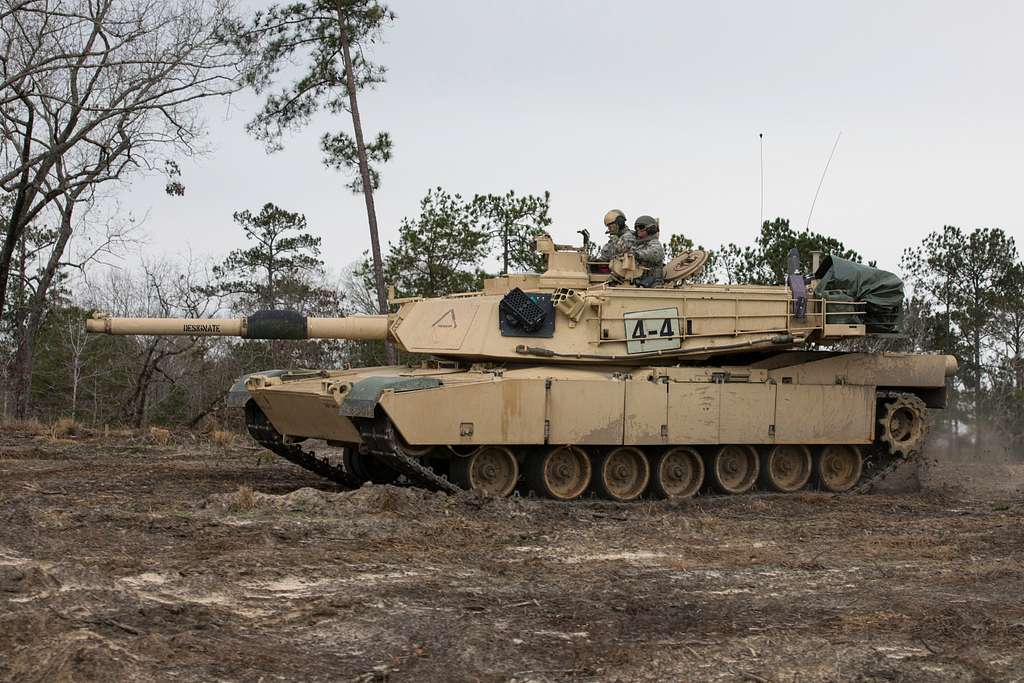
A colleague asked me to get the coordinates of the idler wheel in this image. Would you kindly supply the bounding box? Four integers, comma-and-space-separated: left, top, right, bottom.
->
758, 445, 812, 492
592, 447, 650, 502
648, 447, 704, 499
877, 394, 929, 456
450, 446, 519, 497
814, 444, 863, 493
708, 445, 759, 495
527, 445, 591, 501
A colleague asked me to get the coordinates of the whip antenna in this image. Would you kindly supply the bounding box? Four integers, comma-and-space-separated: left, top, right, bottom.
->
806, 131, 842, 230
759, 132, 765, 228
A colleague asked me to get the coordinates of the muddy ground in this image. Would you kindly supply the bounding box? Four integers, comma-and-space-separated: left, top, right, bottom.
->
1, 427, 1022, 682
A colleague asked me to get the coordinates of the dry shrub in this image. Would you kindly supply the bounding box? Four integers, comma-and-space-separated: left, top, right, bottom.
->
194, 415, 219, 435
50, 417, 81, 438
209, 430, 237, 450
148, 427, 172, 446
232, 485, 257, 511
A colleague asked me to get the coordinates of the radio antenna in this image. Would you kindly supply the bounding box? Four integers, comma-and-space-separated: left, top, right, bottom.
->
759, 132, 765, 228
806, 131, 842, 230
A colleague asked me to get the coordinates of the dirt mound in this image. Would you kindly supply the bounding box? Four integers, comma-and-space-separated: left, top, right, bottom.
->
0, 563, 60, 594
203, 483, 451, 516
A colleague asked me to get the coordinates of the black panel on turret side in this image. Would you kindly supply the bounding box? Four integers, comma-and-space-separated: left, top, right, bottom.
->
498, 293, 555, 338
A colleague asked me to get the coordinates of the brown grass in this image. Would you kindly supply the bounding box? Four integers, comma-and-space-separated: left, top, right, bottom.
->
0, 418, 47, 435
148, 427, 172, 446
209, 430, 237, 450
232, 485, 257, 511
50, 417, 82, 438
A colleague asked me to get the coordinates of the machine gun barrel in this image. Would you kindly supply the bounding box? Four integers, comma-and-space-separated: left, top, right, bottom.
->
85, 311, 390, 341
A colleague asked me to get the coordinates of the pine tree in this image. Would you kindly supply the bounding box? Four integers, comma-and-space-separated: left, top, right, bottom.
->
471, 191, 552, 274
205, 203, 336, 313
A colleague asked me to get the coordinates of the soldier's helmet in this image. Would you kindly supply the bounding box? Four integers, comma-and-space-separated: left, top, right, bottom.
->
634, 215, 659, 240
603, 209, 627, 235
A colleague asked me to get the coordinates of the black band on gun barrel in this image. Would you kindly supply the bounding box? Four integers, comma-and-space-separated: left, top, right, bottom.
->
245, 310, 308, 340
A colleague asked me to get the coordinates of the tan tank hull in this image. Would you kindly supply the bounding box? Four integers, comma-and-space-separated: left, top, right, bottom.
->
239, 350, 954, 500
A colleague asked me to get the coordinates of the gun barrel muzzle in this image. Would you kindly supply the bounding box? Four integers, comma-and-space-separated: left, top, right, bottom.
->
85, 317, 245, 336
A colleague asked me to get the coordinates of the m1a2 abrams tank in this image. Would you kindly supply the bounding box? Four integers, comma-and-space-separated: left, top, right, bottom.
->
86, 235, 956, 502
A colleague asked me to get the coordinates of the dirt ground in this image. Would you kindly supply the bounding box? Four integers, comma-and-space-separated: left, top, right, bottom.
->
1, 427, 1022, 682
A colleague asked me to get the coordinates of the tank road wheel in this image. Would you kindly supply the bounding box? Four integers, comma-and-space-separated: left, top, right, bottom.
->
527, 445, 592, 501
878, 394, 929, 456
450, 446, 519, 497
708, 445, 759, 495
592, 447, 650, 502
759, 445, 812, 493
814, 445, 863, 493
648, 447, 704, 499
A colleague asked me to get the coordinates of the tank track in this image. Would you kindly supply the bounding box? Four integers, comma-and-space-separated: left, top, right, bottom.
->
853, 443, 909, 493
244, 402, 363, 488
244, 401, 458, 492
356, 415, 461, 493
244, 391, 927, 498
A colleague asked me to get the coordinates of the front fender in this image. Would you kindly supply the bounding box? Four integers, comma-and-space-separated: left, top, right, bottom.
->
225, 369, 322, 408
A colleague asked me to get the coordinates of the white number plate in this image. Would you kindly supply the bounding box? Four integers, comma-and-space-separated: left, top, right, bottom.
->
624, 307, 681, 354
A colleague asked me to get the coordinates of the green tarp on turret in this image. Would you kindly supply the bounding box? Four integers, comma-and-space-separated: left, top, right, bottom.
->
814, 256, 904, 333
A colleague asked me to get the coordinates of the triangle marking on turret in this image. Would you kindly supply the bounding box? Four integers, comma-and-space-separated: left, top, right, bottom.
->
433, 308, 457, 328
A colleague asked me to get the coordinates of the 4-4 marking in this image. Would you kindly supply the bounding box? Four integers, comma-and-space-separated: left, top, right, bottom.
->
623, 308, 682, 354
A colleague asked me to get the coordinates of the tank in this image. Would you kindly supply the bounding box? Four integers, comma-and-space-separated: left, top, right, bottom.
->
85, 235, 957, 501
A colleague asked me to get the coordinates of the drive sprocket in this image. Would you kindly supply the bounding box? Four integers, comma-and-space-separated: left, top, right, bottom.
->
877, 393, 929, 457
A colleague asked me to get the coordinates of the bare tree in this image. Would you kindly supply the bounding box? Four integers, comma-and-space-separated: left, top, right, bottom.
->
90, 256, 223, 427
7, 194, 135, 417
0, 0, 244, 321
55, 302, 90, 420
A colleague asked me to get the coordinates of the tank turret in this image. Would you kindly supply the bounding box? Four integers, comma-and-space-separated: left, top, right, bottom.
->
85, 233, 955, 503
86, 238, 906, 365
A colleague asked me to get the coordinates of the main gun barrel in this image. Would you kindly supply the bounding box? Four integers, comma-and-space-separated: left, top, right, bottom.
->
85, 310, 390, 341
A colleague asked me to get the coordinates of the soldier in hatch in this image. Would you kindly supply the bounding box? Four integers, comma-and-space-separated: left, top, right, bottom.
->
598, 209, 635, 261
632, 215, 665, 287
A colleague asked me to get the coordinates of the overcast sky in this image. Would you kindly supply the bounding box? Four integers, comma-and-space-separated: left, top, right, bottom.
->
117, 0, 1023, 277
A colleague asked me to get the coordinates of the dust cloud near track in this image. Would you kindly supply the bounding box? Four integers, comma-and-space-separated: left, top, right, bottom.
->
1, 427, 1022, 682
